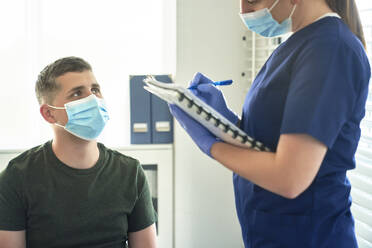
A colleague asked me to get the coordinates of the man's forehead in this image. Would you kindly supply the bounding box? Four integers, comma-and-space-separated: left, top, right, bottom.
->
55, 71, 98, 91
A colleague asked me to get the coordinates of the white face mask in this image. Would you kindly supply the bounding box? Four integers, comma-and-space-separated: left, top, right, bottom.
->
240, 0, 297, 37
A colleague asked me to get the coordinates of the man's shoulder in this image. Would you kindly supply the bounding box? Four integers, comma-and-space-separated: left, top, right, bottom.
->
97, 144, 146, 188
7, 141, 50, 171
0, 141, 50, 182
98, 143, 141, 170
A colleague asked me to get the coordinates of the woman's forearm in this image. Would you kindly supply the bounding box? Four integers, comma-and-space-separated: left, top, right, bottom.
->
210, 134, 327, 199
211, 142, 294, 197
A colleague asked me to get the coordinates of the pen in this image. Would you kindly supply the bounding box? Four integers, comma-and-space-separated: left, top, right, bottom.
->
187, 79, 233, 90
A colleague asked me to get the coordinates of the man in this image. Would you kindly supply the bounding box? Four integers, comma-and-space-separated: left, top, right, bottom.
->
0, 57, 157, 248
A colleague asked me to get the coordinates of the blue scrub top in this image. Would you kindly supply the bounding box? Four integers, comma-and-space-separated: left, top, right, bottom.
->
234, 17, 371, 248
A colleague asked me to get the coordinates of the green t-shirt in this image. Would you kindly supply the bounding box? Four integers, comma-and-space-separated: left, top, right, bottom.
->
0, 141, 157, 248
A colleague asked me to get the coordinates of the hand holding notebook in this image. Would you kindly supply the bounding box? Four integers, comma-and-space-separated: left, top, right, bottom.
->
169, 104, 219, 157
143, 74, 270, 152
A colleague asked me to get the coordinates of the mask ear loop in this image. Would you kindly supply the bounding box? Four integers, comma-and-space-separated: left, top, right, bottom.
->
269, 0, 281, 12
288, 4, 297, 19
54, 123, 65, 128
47, 105, 66, 128
269, 0, 297, 18
47, 105, 65, 110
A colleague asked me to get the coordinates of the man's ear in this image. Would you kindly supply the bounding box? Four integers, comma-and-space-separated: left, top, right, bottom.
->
40, 104, 56, 124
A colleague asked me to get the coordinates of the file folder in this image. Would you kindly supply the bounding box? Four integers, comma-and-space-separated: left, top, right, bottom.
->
130, 75, 174, 144
130, 75, 152, 144
152, 75, 174, 144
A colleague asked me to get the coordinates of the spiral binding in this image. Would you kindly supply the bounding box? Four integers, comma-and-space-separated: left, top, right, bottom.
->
175, 91, 270, 152
142, 75, 270, 152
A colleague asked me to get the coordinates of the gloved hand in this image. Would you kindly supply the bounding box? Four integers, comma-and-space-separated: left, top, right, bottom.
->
189, 72, 240, 125
169, 104, 219, 157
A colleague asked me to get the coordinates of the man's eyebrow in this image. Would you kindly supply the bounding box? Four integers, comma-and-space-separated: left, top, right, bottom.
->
92, 83, 101, 89
67, 86, 85, 95
66, 83, 101, 95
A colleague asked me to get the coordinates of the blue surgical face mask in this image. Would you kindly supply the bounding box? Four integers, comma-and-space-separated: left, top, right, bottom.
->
240, 0, 297, 37
48, 94, 109, 141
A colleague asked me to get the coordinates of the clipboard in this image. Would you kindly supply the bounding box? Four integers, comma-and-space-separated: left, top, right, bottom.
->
143, 76, 270, 152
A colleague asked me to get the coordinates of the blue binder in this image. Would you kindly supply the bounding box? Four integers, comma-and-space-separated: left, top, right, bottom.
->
130, 75, 152, 144
130, 75, 174, 144
152, 75, 174, 144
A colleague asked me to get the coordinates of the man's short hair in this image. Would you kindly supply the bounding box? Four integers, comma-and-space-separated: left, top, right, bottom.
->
35, 56, 92, 105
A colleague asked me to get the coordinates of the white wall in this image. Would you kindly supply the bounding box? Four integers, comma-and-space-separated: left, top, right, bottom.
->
0, 0, 175, 150
175, 0, 248, 247
0, 152, 20, 172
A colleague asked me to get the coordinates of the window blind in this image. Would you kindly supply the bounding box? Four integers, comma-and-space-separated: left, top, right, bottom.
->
349, 2, 372, 247
241, 31, 280, 92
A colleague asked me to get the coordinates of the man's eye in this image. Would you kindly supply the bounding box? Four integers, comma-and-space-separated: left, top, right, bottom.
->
71, 91, 81, 97
92, 88, 101, 94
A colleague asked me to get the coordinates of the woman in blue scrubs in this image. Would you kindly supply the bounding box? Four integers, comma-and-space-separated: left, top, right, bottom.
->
170, 0, 371, 247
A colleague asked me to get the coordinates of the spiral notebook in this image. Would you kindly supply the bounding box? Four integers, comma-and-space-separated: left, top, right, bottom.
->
143, 76, 270, 152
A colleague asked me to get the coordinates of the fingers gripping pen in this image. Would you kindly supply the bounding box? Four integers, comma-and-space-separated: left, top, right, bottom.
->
187, 79, 233, 90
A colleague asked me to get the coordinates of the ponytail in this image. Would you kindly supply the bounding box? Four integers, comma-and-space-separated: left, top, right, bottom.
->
325, 0, 366, 49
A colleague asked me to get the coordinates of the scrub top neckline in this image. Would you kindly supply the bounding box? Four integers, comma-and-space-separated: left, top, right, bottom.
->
278, 15, 343, 56
314, 12, 341, 22
286, 13, 341, 45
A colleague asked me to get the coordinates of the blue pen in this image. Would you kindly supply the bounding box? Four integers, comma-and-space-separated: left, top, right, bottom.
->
187, 79, 233, 90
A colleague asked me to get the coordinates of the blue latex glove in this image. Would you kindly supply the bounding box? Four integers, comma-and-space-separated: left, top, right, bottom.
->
189, 72, 240, 125
169, 104, 219, 157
